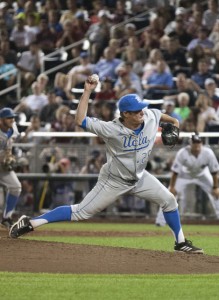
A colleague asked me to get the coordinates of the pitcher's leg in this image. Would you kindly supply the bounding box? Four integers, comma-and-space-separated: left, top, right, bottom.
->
133, 171, 185, 243
155, 206, 166, 226
30, 176, 133, 228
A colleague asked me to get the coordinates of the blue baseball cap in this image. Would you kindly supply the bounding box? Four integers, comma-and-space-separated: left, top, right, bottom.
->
80, 51, 89, 58
0, 107, 17, 119
118, 94, 148, 112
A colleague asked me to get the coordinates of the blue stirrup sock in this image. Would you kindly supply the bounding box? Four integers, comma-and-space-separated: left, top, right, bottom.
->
163, 209, 185, 243
30, 206, 72, 228
4, 193, 19, 219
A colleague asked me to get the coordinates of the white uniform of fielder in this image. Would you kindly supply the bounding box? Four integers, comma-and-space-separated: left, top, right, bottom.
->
156, 135, 219, 225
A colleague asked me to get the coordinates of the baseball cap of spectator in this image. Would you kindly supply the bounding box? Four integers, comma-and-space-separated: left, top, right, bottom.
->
163, 99, 175, 106
125, 23, 136, 30
0, 2, 7, 9
75, 11, 84, 19
98, 9, 112, 19
204, 78, 215, 86
191, 133, 202, 143
118, 94, 148, 112
80, 51, 89, 58
175, 7, 186, 15
0, 108, 17, 119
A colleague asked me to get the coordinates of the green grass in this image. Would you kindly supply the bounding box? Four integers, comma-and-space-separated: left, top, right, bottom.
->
0, 273, 219, 300
1, 223, 219, 300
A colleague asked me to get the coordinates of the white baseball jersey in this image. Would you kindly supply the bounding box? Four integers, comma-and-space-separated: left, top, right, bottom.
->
84, 109, 161, 181
71, 108, 178, 221
171, 145, 219, 178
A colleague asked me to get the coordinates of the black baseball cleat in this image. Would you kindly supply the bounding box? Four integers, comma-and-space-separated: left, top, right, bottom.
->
9, 215, 34, 238
1, 218, 13, 228
174, 239, 204, 254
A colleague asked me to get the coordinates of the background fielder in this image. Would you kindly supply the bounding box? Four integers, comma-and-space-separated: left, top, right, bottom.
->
9, 75, 203, 253
156, 133, 219, 226
0, 108, 21, 228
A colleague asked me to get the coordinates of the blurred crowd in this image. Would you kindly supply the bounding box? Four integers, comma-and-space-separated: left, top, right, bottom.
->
1, 0, 219, 218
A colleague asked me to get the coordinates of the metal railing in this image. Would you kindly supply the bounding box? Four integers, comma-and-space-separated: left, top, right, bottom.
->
40, 39, 86, 74
0, 69, 21, 100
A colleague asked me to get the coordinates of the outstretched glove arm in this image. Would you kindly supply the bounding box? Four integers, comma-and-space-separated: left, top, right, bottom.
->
160, 122, 179, 146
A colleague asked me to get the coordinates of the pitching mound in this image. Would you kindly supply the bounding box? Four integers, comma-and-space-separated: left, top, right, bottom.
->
0, 228, 219, 274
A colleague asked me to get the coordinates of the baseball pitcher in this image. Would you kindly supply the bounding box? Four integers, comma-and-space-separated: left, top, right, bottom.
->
9, 75, 203, 253
0, 108, 21, 228
156, 133, 219, 226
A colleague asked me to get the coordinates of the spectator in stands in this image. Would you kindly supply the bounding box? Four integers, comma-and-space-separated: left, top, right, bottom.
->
10, 17, 34, 52
49, 157, 74, 209
112, 0, 128, 24
52, 112, 79, 144
174, 92, 191, 121
0, 1, 14, 35
94, 77, 116, 102
173, 19, 193, 47
108, 38, 123, 59
48, 9, 63, 40
143, 59, 174, 98
14, 81, 48, 118
86, 9, 111, 62
121, 36, 147, 73
187, 45, 206, 73
15, 0, 40, 25
167, 72, 199, 107
51, 104, 70, 132
164, 6, 187, 36
72, 11, 90, 41
56, 19, 80, 59
202, 0, 218, 31
209, 20, 219, 48
37, 73, 49, 94
0, 54, 17, 90
162, 35, 188, 75
36, 17, 57, 54
186, 10, 203, 38
54, 72, 73, 102
0, 39, 17, 65
191, 58, 214, 89
113, 70, 137, 99
212, 48, 219, 74
187, 27, 214, 53
114, 62, 143, 98
120, 23, 137, 48
24, 12, 40, 40
162, 99, 182, 123
204, 78, 219, 110
20, 114, 49, 144
16, 41, 41, 90
39, 89, 59, 124
41, 0, 61, 15
195, 92, 219, 131
60, 0, 79, 25
93, 47, 122, 81
80, 149, 105, 191
142, 49, 169, 84
180, 107, 202, 133
67, 51, 94, 93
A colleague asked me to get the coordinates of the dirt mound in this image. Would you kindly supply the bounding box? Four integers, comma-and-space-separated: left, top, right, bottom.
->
1, 229, 219, 274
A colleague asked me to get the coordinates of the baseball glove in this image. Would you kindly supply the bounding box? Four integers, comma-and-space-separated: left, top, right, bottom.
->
160, 123, 179, 146
2, 155, 17, 171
